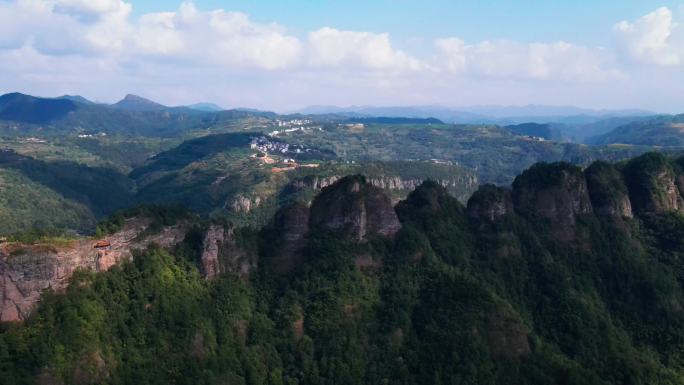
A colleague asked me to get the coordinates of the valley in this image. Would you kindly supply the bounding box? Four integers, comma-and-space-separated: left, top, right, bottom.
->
1, 92, 680, 236
2, 92, 684, 385
3, 152, 684, 384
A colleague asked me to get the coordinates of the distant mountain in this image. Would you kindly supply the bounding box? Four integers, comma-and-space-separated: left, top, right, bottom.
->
505, 123, 561, 140
112, 94, 167, 111
0, 92, 78, 124
294, 105, 654, 125
0, 92, 272, 137
186, 102, 223, 112
57, 95, 95, 105
345, 117, 444, 125
590, 114, 684, 146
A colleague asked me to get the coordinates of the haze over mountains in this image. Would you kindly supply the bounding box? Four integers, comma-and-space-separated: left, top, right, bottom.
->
4, 1, 684, 383
1, 91, 684, 385
294, 104, 654, 125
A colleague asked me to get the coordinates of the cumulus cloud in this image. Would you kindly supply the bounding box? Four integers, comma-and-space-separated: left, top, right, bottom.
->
0, 1, 682, 111
307, 27, 426, 71
435, 38, 618, 81
53, 0, 127, 18
613, 6, 683, 65
0, 0, 302, 69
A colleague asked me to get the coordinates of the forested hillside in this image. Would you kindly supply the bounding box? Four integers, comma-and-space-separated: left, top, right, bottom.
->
3, 153, 684, 384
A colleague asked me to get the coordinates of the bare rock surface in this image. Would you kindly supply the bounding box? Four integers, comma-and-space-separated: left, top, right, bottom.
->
0, 217, 188, 322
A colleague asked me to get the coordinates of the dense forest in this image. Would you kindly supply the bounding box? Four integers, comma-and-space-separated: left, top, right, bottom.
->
3, 152, 684, 384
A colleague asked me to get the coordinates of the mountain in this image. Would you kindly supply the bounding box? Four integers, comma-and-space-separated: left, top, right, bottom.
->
112, 94, 167, 111
5, 152, 684, 384
504, 122, 562, 140
590, 114, 684, 146
130, 132, 477, 226
344, 116, 444, 125
56, 95, 95, 105
294, 104, 654, 125
0, 92, 272, 137
0, 92, 78, 124
186, 102, 223, 112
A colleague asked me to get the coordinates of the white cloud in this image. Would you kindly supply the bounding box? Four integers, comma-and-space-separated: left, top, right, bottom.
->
435, 38, 618, 81
0, 1, 683, 111
53, 0, 126, 18
613, 6, 682, 65
308, 27, 426, 71
0, 0, 302, 69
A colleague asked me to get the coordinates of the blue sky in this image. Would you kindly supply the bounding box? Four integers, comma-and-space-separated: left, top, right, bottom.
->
131, 1, 682, 45
0, 0, 683, 111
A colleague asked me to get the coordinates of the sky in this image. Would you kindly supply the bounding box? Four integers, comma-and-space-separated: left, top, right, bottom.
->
0, 0, 683, 112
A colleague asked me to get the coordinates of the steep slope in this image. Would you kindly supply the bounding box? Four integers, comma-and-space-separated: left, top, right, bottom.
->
132, 132, 477, 225
5, 154, 684, 384
112, 94, 167, 111
0, 168, 96, 234
505, 122, 562, 140
0, 93, 78, 124
0, 92, 270, 138
591, 114, 684, 146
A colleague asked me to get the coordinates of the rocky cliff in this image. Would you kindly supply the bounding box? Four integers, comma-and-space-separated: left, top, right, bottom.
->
309, 175, 401, 241
200, 223, 257, 279
0, 217, 189, 322
623, 152, 684, 214
285, 173, 478, 204
264, 202, 310, 275
467, 184, 514, 223
585, 161, 633, 219
6, 152, 684, 322
511, 162, 593, 242
467, 152, 684, 243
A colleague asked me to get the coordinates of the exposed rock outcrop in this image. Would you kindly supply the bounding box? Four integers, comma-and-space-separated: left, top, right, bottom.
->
228, 194, 261, 214
623, 152, 684, 214
286, 174, 478, 203
309, 175, 401, 241
266, 202, 310, 275
467, 184, 514, 223
585, 161, 633, 219
0, 217, 189, 322
512, 162, 592, 242
200, 224, 256, 279
467, 185, 521, 258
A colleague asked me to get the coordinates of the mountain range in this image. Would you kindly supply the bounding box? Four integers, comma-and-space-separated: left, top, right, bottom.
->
293, 104, 654, 125
3, 152, 684, 384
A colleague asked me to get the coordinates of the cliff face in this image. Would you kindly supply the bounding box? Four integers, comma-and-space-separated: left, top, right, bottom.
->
266, 202, 310, 275
286, 174, 478, 203
309, 175, 401, 241
0, 217, 189, 322
512, 162, 593, 242
467, 153, 684, 243
200, 224, 257, 279
585, 161, 633, 219
467, 184, 514, 223
623, 153, 684, 214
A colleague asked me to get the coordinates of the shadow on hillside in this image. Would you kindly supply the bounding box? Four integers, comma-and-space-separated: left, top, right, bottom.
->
0, 149, 135, 218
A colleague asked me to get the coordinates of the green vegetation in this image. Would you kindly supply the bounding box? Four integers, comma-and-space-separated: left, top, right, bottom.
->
591, 114, 684, 147
0, 167, 95, 235
5, 156, 684, 384
277, 123, 667, 184
0, 112, 680, 235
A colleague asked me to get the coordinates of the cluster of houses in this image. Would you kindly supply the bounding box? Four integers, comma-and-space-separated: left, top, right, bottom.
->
342, 123, 365, 130
268, 118, 323, 137
274, 119, 311, 127
77, 132, 107, 138
250, 136, 308, 155
268, 126, 323, 137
